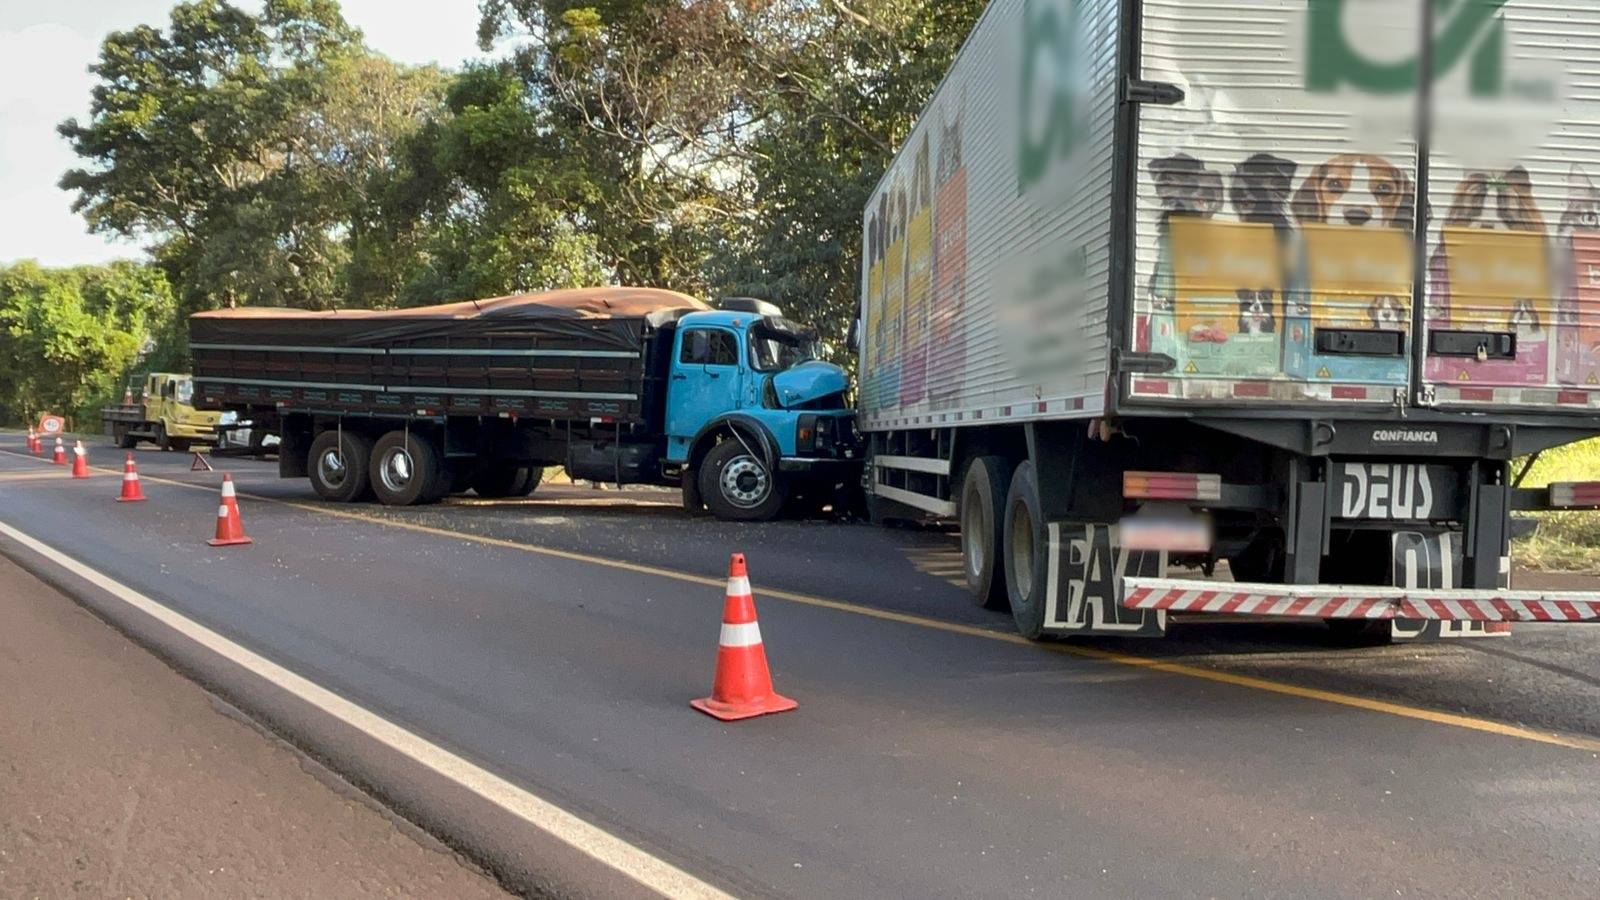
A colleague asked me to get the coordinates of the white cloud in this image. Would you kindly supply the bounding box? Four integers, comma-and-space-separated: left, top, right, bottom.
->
0, 1, 491, 268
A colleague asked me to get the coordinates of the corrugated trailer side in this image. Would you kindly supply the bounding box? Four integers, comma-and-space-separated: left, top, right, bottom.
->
859, 0, 1127, 523
858, 0, 1123, 434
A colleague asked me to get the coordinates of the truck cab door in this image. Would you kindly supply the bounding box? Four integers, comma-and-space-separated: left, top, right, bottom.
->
667, 326, 744, 455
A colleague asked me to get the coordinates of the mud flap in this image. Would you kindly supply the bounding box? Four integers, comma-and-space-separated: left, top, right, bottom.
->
1043, 522, 1168, 637
1390, 531, 1511, 641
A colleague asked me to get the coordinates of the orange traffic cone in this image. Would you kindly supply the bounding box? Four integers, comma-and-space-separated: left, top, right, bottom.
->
691, 553, 797, 721
207, 474, 252, 547
116, 453, 147, 502
26, 428, 38, 455
70, 441, 89, 478
52, 437, 66, 465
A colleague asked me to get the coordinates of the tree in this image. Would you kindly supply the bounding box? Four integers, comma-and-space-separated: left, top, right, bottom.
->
0, 262, 175, 424
478, 0, 986, 341
59, 0, 445, 314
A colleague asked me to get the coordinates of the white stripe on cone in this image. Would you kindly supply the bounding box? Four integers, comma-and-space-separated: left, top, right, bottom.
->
221, 480, 236, 498
124, 472, 137, 482
719, 621, 763, 648
726, 575, 751, 596
217, 505, 229, 518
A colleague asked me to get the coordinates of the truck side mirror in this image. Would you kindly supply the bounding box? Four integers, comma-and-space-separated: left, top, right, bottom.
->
846, 318, 862, 353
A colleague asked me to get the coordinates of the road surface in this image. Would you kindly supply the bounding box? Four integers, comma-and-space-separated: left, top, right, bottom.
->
2, 432, 1597, 897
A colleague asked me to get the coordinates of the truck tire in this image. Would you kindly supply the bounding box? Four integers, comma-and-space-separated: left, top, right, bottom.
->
113, 424, 137, 449
369, 430, 445, 506
308, 430, 374, 503
518, 466, 544, 497
470, 462, 525, 498
154, 423, 171, 451
171, 438, 192, 453
960, 455, 1013, 611
1002, 461, 1050, 640
699, 439, 787, 521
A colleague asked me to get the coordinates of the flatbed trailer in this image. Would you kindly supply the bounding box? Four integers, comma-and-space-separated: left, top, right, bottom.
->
854, 0, 1600, 642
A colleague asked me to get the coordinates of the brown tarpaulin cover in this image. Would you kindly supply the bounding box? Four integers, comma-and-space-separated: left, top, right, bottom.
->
189, 287, 708, 351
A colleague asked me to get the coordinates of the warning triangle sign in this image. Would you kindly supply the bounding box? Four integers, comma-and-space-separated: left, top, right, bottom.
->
1184, 361, 1199, 374
1588, 372, 1598, 386
1316, 366, 1332, 379
1457, 370, 1471, 382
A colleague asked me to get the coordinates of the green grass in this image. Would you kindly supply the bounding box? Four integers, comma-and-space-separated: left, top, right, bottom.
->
1513, 438, 1600, 572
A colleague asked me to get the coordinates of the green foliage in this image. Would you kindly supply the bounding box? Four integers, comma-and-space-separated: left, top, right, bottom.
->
1512, 440, 1600, 572
48, 0, 989, 408
0, 262, 175, 424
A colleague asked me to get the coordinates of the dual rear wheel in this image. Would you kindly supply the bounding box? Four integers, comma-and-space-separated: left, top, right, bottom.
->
308, 428, 462, 506
959, 456, 1051, 640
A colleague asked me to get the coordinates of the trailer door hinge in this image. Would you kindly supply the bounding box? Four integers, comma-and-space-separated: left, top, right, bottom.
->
1124, 78, 1185, 105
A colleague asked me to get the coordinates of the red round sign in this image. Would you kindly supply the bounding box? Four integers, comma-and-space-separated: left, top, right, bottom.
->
37, 414, 64, 435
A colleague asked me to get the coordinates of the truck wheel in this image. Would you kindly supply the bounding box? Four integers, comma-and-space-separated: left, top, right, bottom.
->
699, 439, 786, 521
518, 466, 544, 497
470, 462, 525, 498
308, 430, 374, 503
171, 438, 192, 453
1002, 461, 1050, 640
960, 455, 1013, 611
114, 424, 137, 449
370, 430, 445, 506
154, 423, 171, 451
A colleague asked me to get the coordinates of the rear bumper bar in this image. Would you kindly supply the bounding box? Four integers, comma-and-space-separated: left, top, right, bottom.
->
1123, 577, 1600, 623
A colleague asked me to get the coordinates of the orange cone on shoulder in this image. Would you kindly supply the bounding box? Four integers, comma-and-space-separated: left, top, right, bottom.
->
116, 453, 147, 502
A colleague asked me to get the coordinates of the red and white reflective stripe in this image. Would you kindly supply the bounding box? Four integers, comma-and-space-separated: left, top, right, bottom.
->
1549, 482, 1600, 508
217, 505, 230, 519
1123, 584, 1395, 619
725, 575, 751, 602
719, 621, 763, 647
1123, 578, 1600, 623
124, 471, 139, 482
221, 479, 237, 499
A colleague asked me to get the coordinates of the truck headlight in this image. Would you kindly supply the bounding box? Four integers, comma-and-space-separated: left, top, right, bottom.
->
219, 411, 239, 426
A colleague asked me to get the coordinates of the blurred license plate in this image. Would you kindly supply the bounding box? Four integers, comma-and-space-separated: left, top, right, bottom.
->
1119, 516, 1212, 553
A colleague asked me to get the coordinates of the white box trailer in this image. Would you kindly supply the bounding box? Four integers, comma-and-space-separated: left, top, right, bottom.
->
856, 0, 1600, 641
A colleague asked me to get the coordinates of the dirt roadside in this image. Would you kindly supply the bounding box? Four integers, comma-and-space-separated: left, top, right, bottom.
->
0, 554, 510, 899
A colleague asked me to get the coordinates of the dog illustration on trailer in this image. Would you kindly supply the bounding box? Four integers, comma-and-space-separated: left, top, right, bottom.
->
1427, 166, 1553, 388
1281, 153, 1415, 387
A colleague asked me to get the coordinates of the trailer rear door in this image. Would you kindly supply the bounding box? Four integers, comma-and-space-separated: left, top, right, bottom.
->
1419, 0, 1600, 412
1129, 0, 1600, 415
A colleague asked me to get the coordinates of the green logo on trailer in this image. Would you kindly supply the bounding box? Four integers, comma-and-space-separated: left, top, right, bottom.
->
1018, 0, 1085, 191
1307, 0, 1507, 96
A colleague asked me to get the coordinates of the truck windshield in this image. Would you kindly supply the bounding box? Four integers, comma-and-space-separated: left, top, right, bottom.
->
749, 321, 817, 372
176, 379, 193, 405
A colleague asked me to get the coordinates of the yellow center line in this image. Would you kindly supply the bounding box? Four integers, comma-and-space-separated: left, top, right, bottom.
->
3, 443, 1599, 755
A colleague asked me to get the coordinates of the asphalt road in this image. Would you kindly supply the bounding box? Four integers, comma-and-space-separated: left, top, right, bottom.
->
3, 432, 1599, 897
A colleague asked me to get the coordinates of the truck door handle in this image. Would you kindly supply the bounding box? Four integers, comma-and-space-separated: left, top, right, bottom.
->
672, 373, 688, 381
707, 372, 720, 379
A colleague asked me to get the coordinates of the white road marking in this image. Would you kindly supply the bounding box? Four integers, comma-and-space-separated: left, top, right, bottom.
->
0, 519, 732, 900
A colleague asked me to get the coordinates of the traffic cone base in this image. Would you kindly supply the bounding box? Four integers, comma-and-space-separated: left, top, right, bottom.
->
117, 453, 147, 502
691, 554, 797, 722
207, 475, 253, 546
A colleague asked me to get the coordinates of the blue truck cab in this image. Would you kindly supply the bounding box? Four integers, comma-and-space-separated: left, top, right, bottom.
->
663, 300, 860, 520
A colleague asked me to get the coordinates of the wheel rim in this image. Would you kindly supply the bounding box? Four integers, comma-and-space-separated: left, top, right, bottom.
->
318, 448, 347, 488
1008, 501, 1036, 601
379, 446, 414, 493
719, 455, 770, 508
963, 490, 986, 580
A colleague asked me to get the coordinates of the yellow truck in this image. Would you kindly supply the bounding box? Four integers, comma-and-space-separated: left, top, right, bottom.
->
102, 373, 220, 452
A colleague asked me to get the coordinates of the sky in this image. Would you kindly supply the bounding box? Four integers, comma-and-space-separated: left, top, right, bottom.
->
0, 1, 492, 268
